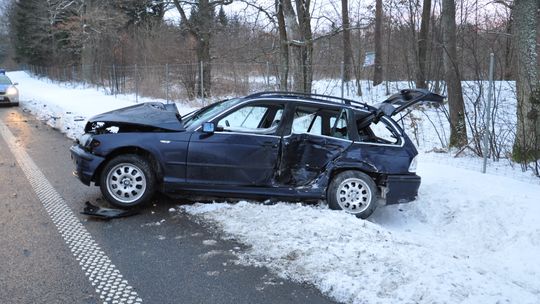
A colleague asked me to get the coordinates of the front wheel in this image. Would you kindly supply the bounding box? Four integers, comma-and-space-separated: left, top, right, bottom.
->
327, 171, 378, 219
99, 154, 156, 209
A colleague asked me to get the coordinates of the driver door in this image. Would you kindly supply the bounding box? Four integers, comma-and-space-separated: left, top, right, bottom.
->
186, 102, 284, 186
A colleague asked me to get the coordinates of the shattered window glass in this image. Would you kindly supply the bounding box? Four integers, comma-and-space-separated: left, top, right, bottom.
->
292, 106, 349, 139
360, 120, 400, 145
292, 112, 322, 135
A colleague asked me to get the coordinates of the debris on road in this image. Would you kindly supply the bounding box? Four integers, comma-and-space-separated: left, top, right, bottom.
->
80, 201, 138, 220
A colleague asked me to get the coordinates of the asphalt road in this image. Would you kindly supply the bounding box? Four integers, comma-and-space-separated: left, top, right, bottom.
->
0, 106, 336, 304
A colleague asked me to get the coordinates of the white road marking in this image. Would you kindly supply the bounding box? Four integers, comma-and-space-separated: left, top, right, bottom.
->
0, 119, 143, 304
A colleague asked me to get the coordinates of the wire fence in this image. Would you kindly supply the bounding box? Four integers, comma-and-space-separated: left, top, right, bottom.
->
26, 61, 422, 105
20, 61, 540, 180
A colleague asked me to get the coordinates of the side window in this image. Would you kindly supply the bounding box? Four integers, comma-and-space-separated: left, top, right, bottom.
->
358, 119, 401, 145
292, 111, 322, 135
217, 104, 284, 133
291, 106, 349, 139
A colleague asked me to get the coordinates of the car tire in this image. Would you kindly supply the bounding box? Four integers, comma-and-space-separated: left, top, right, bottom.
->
327, 170, 378, 219
99, 154, 156, 209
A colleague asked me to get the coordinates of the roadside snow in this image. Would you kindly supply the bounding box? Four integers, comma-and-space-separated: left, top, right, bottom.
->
6, 71, 540, 303
6, 71, 195, 139
181, 162, 540, 303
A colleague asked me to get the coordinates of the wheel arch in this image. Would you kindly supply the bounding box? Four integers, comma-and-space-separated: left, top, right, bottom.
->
93, 146, 163, 186
328, 161, 381, 189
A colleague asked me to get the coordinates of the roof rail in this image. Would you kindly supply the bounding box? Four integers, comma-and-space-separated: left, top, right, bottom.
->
246, 91, 371, 109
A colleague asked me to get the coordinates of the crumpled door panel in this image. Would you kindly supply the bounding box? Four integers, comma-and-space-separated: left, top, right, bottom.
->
278, 133, 351, 186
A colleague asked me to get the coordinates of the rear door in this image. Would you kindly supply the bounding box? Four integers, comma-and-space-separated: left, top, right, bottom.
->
278, 104, 353, 186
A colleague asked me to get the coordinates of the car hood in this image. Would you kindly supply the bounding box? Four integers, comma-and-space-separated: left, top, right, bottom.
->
86, 102, 185, 132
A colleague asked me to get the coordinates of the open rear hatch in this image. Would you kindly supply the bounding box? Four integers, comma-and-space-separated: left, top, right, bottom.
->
379, 89, 445, 116
358, 89, 445, 128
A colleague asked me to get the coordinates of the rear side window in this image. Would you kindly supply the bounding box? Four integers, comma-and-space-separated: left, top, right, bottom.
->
291, 106, 349, 140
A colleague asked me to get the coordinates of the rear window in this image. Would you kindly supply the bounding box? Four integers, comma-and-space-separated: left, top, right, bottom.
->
357, 117, 401, 145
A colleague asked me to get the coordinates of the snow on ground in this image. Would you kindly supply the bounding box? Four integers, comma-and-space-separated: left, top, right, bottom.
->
6, 71, 540, 303
181, 162, 540, 303
6, 71, 195, 139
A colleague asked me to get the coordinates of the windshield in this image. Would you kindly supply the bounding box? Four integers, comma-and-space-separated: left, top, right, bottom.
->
183, 98, 244, 128
0, 75, 12, 85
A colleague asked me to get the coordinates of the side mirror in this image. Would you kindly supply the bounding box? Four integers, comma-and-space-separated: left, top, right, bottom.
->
202, 122, 215, 134
13, 82, 19, 86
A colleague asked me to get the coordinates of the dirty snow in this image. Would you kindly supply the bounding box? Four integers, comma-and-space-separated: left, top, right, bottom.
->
6, 70, 540, 303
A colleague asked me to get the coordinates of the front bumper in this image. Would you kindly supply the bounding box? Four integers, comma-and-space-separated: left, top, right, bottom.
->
0, 95, 19, 106
382, 174, 421, 205
70, 145, 106, 186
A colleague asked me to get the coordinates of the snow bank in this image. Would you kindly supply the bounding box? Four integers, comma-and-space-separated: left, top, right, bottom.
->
180, 162, 540, 303
6, 70, 539, 303
6, 71, 194, 139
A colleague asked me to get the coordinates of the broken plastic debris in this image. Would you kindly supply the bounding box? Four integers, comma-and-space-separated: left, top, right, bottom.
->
80, 201, 138, 220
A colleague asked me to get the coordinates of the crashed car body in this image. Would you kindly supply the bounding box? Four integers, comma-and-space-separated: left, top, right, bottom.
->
70, 89, 444, 218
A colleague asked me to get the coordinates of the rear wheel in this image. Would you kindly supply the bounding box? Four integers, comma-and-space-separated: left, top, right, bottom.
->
99, 154, 156, 209
327, 170, 378, 219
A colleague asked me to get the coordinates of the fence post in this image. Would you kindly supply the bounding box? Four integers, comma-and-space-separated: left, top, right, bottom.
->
340, 61, 345, 99
266, 61, 270, 87
135, 64, 139, 103
112, 64, 117, 97
200, 61, 204, 104
482, 53, 495, 174
165, 63, 170, 104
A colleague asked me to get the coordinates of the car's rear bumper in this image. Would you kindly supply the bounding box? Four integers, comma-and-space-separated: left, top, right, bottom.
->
70, 145, 105, 186
382, 174, 421, 205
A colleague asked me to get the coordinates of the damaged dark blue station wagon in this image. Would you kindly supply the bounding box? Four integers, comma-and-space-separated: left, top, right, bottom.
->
70, 90, 444, 219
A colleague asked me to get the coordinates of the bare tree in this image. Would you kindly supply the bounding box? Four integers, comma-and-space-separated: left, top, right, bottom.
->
276, 0, 289, 90
416, 0, 431, 89
512, 0, 540, 165
442, 0, 467, 147
281, 0, 312, 93
373, 0, 383, 86
341, 0, 352, 82
172, 0, 232, 97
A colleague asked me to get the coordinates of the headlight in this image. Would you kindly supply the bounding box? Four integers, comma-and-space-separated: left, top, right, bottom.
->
78, 134, 93, 147
6, 86, 18, 95
78, 133, 101, 152
408, 155, 418, 173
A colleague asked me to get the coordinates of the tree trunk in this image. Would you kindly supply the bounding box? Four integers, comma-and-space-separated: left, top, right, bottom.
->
442, 0, 467, 147
282, 0, 312, 93
416, 0, 431, 89
341, 0, 352, 82
296, 0, 312, 93
373, 0, 383, 86
197, 0, 212, 98
512, 0, 540, 162
197, 35, 211, 98
276, 0, 289, 91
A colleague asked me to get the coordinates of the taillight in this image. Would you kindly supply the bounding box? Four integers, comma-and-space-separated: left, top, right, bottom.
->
408, 155, 418, 173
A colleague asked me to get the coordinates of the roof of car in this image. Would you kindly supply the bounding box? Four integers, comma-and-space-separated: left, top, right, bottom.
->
245, 91, 374, 111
